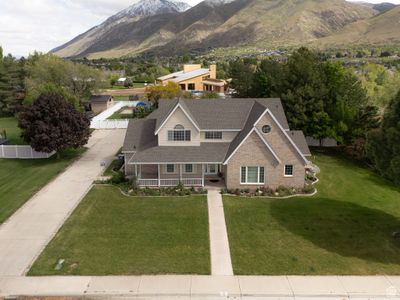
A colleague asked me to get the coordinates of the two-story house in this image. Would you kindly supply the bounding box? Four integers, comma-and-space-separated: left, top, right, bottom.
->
122, 98, 311, 190
156, 64, 226, 93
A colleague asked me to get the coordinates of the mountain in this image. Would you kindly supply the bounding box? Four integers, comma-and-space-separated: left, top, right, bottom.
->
51, 0, 191, 58
356, 2, 397, 13
52, 0, 396, 59
318, 5, 400, 46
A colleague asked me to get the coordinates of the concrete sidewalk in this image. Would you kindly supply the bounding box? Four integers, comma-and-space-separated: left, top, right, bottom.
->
0, 130, 126, 277
207, 189, 234, 276
1, 275, 399, 298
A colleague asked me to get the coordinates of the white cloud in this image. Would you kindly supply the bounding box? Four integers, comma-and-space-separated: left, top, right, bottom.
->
0, 0, 398, 57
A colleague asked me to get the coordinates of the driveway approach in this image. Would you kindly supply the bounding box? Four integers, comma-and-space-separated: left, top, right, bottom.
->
0, 129, 126, 276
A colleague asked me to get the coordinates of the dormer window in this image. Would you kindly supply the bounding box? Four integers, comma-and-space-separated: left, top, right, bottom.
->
168, 124, 191, 141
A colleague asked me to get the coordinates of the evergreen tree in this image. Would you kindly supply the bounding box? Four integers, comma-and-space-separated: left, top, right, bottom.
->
228, 47, 379, 145
366, 91, 400, 185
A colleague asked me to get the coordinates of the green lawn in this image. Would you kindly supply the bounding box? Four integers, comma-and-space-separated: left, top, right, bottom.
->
29, 186, 210, 275
224, 152, 400, 275
0, 149, 84, 224
0, 117, 23, 144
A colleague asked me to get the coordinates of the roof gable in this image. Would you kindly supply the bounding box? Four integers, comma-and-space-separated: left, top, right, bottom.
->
224, 106, 309, 165
154, 100, 200, 135
259, 109, 309, 164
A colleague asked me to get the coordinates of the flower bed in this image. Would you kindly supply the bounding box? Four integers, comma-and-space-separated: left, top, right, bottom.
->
221, 185, 316, 198
95, 172, 207, 196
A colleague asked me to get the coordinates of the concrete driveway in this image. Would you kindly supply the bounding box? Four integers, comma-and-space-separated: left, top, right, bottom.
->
0, 129, 126, 276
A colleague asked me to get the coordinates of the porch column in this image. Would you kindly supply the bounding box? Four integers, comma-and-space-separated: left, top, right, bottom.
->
158, 164, 161, 187
179, 164, 182, 182
135, 164, 138, 177
202, 164, 205, 187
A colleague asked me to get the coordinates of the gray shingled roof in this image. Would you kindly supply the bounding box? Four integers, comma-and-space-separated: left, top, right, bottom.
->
153, 98, 289, 133
130, 143, 231, 163
123, 119, 157, 153
288, 131, 311, 156
123, 98, 310, 163
89, 95, 112, 103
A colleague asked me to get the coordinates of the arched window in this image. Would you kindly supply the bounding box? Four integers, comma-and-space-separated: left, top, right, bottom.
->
168, 124, 191, 141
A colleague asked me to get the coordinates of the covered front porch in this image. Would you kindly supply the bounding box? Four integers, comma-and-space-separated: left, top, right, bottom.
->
131, 163, 224, 187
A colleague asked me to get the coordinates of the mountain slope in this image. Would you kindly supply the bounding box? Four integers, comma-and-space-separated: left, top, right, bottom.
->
52, 0, 191, 58
53, 0, 382, 58
317, 5, 400, 46
142, 0, 378, 56
356, 2, 397, 13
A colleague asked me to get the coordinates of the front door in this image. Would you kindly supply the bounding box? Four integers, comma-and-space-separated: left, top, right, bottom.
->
205, 164, 218, 175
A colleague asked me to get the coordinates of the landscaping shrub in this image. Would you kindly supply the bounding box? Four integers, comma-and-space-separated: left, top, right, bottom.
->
222, 185, 315, 197
109, 171, 127, 185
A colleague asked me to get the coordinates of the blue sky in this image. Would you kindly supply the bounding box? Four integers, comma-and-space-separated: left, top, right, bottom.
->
0, 0, 399, 57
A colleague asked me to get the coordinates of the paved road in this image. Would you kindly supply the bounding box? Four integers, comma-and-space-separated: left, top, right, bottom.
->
207, 188, 233, 276
0, 130, 126, 276
1, 275, 400, 298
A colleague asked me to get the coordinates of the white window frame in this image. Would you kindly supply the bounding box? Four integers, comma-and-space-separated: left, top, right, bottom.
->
205, 131, 223, 140
167, 124, 191, 142
240, 166, 265, 185
284, 165, 294, 177
184, 164, 194, 174
166, 164, 175, 173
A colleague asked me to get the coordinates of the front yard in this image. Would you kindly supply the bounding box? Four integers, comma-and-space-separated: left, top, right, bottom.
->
224, 152, 400, 275
0, 149, 84, 224
29, 185, 210, 275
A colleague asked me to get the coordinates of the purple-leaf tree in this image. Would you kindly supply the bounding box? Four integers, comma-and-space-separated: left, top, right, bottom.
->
18, 92, 90, 155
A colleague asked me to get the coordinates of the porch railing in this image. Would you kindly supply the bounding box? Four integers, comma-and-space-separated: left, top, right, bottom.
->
137, 178, 203, 187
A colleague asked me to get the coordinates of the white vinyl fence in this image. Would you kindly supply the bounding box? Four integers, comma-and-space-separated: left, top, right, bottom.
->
90, 101, 138, 129
0, 145, 56, 159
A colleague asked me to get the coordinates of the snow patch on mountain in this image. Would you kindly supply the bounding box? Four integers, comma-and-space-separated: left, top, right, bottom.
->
110, 0, 191, 21
204, 0, 237, 6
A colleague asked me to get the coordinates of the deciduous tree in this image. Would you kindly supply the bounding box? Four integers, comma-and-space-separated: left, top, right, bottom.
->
18, 93, 90, 155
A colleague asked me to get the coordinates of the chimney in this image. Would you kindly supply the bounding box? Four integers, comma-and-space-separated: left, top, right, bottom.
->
209, 64, 217, 79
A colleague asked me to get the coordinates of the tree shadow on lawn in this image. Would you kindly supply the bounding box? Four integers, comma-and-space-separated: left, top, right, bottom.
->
270, 197, 400, 264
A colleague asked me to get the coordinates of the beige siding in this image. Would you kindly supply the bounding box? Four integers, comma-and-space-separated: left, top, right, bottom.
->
200, 131, 238, 143
158, 106, 200, 146
226, 113, 305, 190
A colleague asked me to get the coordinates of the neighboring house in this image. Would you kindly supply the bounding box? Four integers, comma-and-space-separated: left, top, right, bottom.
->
89, 95, 114, 115
156, 64, 227, 93
122, 98, 311, 190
